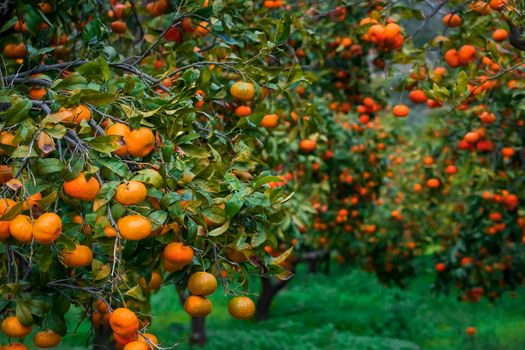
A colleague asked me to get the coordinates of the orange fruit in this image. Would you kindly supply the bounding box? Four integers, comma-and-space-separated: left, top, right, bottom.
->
0, 197, 16, 224
95, 300, 110, 313
3, 43, 27, 59
33, 329, 62, 348
235, 105, 252, 117
114, 332, 137, 345
9, 215, 33, 243
187, 271, 217, 296
228, 296, 255, 320
368, 24, 385, 44
194, 21, 210, 37
117, 215, 152, 240
125, 128, 155, 158
138, 333, 159, 345
0, 197, 15, 211
63, 173, 100, 201
260, 114, 279, 128
0, 198, 16, 241
0, 131, 17, 154
0, 222, 10, 241
435, 262, 446, 272
490, 0, 507, 9
444, 49, 460, 68
28, 87, 47, 100
392, 104, 409, 117
501, 147, 515, 157
61, 244, 93, 267
33, 213, 62, 244
466, 326, 476, 336
114, 181, 147, 206
59, 105, 91, 124
38, 2, 53, 13
123, 341, 148, 350
95, 217, 117, 238
445, 165, 457, 174
183, 295, 212, 317
139, 271, 162, 292
464, 131, 480, 143
230, 82, 255, 101
299, 139, 316, 153
109, 308, 139, 338
111, 20, 128, 34
458, 45, 476, 65
384, 23, 400, 40
408, 90, 427, 104
426, 178, 440, 188
22, 192, 42, 211
1, 315, 32, 337
107, 123, 131, 156
492, 29, 508, 42
163, 242, 194, 267
442, 13, 461, 27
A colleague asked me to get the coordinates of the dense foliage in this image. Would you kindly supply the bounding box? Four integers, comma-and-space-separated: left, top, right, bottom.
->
1, 0, 525, 349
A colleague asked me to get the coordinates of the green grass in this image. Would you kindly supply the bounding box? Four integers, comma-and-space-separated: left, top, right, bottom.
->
30, 263, 525, 349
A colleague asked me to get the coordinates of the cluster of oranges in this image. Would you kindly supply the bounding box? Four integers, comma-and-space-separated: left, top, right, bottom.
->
360, 18, 404, 51
1, 315, 61, 349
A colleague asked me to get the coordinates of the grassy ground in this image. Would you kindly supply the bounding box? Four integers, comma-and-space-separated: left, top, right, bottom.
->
51, 262, 525, 349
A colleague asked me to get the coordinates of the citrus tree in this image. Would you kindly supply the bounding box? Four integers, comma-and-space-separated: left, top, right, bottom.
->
0, 0, 316, 348
362, 0, 525, 306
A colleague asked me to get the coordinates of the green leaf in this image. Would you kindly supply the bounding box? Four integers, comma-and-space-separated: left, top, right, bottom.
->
80, 89, 115, 106
45, 312, 67, 336
37, 158, 65, 174
92, 259, 111, 281
125, 285, 146, 301
0, 202, 23, 221
202, 205, 226, 225
87, 135, 121, 153
179, 144, 210, 158
225, 197, 243, 219
212, 0, 224, 15
454, 71, 468, 98
149, 210, 168, 229
82, 18, 107, 44
95, 181, 119, 206
16, 302, 33, 326
0, 17, 18, 34
95, 157, 128, 177
133, 169, 164, 188
11, 145, 38, 158
2, 99, 32, 126
52, 72, 88, 90
251, 230, 267, 247
208, 220, 230, 236
271, 246, 294, 265
253, 175, 283, 189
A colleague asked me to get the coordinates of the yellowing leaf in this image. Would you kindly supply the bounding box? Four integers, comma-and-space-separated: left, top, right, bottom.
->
38, 132, 55, 155
6, 179, 22, 191
271, 246, 294, 266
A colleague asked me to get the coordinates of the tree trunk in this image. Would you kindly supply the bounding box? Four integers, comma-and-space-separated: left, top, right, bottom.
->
190, 317, 207, 346
256, 277, 274, 320
323, 251, 330, 275
256, 276, 290, 320
308, 257, 318, 273
93, 323, 114, 350
176, 286, 207, 347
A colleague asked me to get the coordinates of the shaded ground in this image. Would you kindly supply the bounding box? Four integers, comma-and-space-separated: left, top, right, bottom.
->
53, 263, 525, 349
